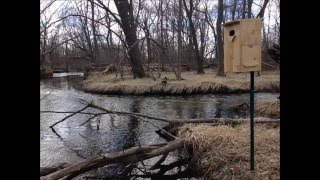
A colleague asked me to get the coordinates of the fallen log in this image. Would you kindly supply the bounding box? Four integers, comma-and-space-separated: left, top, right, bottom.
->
40, 139, 185, 180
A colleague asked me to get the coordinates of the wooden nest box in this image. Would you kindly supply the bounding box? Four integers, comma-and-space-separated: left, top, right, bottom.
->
223, 18, 262, 72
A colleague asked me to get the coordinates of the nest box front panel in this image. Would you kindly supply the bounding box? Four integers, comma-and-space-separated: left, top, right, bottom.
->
240, 19, 262, 72
241, 45, 261, 72
224, 23, 241, 73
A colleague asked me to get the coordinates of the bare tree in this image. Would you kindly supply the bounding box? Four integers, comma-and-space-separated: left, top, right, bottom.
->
231, 0, 237, 20
183, 0, 204, 74
40, 0, 70, 68
204, 5, 218, 64
114, 0, 145, 77
216, 0, 225, 76
90, 0, 100, 61
177, 0, 183, 80
92, 0, 145, 77
159, 0, 165, 71
256, 0, 270, 18
143, 19, 152, 64
247, 0, 253, 18
242, 0, 246, 18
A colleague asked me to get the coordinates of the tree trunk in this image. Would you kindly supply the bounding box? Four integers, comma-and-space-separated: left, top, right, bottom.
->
177, 0, 182, 80
172, 18, 175, 62
65, 43, 69, 72
183, 0, 204, 74
231, 0, 237, 20
160, 0, 165, 71
223, 2, 227, 23
242, 0, 246, 18
83, 2, 94, 60
114, 0, 145, 78
41, 28, 47, 66
247, 0, 252, 18
216, 0, 225, 76
204, 7, 218, 66
105, 14, 113, 48
82, 24, 94, 60
90, 0, 99, 61
256, 0, 270, 18
200, 21, 206, 60
188, 29, 193, 68
144, 20, 152, 65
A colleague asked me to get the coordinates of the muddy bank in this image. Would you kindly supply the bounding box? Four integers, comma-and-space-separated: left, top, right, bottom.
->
176, 123, 280, 179
82, 70, 280, 95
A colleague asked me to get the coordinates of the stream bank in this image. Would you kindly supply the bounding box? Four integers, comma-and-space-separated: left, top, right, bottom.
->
82, 70, 280, 95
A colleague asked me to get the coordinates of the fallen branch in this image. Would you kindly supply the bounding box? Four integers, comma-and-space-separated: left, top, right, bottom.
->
41, 102, 280, 127
150, 153, 169, 170
49, 104, 91, 129
40, 90, 54, 101
79, 114, 98, 126
153, 157, 191, 175
40, 139, 185, 180
136, 117, 177, 140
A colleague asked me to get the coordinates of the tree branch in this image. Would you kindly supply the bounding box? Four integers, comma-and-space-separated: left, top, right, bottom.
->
40, 0, 58, 15
40, 90, 54, 101
90, 0, 123, 28
40, 139, 185, 180
49, 104, 91, 129
41, 103, 280, 126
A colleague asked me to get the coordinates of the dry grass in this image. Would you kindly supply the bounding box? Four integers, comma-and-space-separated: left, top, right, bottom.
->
82, 70, 279, 95
230, 99, 280, 118
256, 99, 280, 119
178, 123, 279, 180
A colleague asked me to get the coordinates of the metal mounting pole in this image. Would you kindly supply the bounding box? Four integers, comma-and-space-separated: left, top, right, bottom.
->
250, 71, 255, 172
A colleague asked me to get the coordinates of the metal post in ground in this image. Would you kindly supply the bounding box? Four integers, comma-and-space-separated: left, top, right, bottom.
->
250, 71, 255, 173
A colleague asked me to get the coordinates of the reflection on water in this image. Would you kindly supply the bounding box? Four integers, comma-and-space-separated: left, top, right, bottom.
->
40, 74, 279, 179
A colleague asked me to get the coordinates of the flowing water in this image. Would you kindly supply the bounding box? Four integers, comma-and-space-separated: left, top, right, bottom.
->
40, 73, 279, 179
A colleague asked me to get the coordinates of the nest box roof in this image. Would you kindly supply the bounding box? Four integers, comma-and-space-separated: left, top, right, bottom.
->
222, 20, 240, 26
